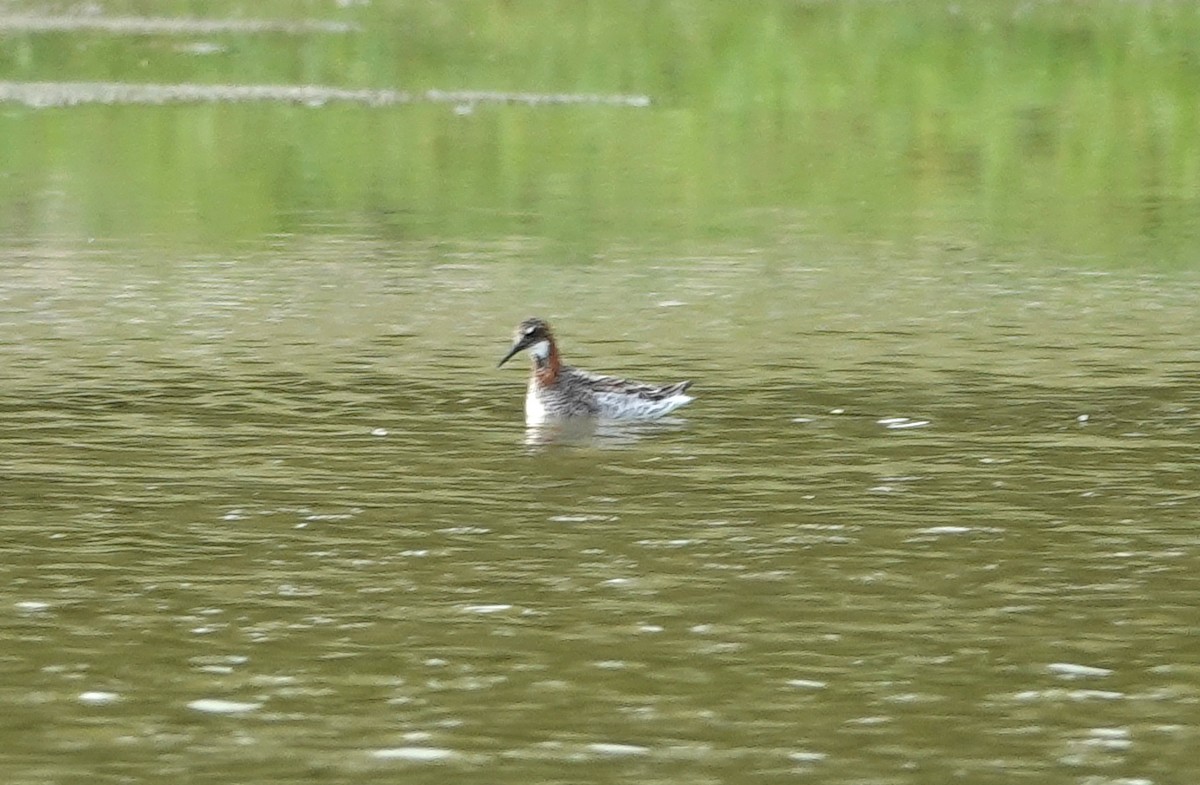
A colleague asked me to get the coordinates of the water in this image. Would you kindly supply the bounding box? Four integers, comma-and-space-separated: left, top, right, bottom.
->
3, 1, 1200, 783
3, 236, 1197, 784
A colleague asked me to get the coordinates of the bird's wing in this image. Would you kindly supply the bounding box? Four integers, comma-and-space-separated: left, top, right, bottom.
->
567, 367, 692, 401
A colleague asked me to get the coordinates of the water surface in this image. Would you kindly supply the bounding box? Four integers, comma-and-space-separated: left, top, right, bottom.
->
3, 236, 1197, 784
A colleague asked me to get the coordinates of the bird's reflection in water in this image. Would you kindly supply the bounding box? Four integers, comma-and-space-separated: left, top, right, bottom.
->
522, 417, 689, 450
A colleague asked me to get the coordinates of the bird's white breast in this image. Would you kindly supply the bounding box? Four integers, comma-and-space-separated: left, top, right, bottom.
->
525, 383, 550, 425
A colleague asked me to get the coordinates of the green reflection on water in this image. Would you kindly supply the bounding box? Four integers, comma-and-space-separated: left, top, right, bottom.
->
0, 1, 1198, 263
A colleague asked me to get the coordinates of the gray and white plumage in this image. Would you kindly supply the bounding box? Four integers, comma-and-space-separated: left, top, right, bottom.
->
498, 318, 694, 426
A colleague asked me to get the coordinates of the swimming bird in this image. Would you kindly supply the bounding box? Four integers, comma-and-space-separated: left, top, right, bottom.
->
497, 317, 694, 426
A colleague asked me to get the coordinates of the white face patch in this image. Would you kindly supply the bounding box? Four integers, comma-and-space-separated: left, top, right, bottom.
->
528, 339, 551, 361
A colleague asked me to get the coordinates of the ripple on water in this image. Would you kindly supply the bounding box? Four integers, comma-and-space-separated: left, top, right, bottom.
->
1047, 663, 1114, 679
460, 604, 515, 614
371, 747, 458, 762
187, 699, 262, 714
1012, 689, 1125, 702
0, 14, 357, 34
877, 416, 931, 430
0, 81, 653, 109
587, 742, 651, 757
788, 751, 827, 764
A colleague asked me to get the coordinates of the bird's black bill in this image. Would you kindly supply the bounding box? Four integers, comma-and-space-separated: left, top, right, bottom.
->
497, 343, 523, 368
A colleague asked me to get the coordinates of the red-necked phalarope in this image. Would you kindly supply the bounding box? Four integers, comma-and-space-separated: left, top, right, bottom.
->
498, 317, 694, 426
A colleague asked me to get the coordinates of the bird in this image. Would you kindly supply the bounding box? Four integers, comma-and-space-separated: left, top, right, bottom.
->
497, 317, 694, 426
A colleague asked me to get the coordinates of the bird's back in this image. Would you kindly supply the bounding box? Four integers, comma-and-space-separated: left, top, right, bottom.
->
551, 365, 693, 420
